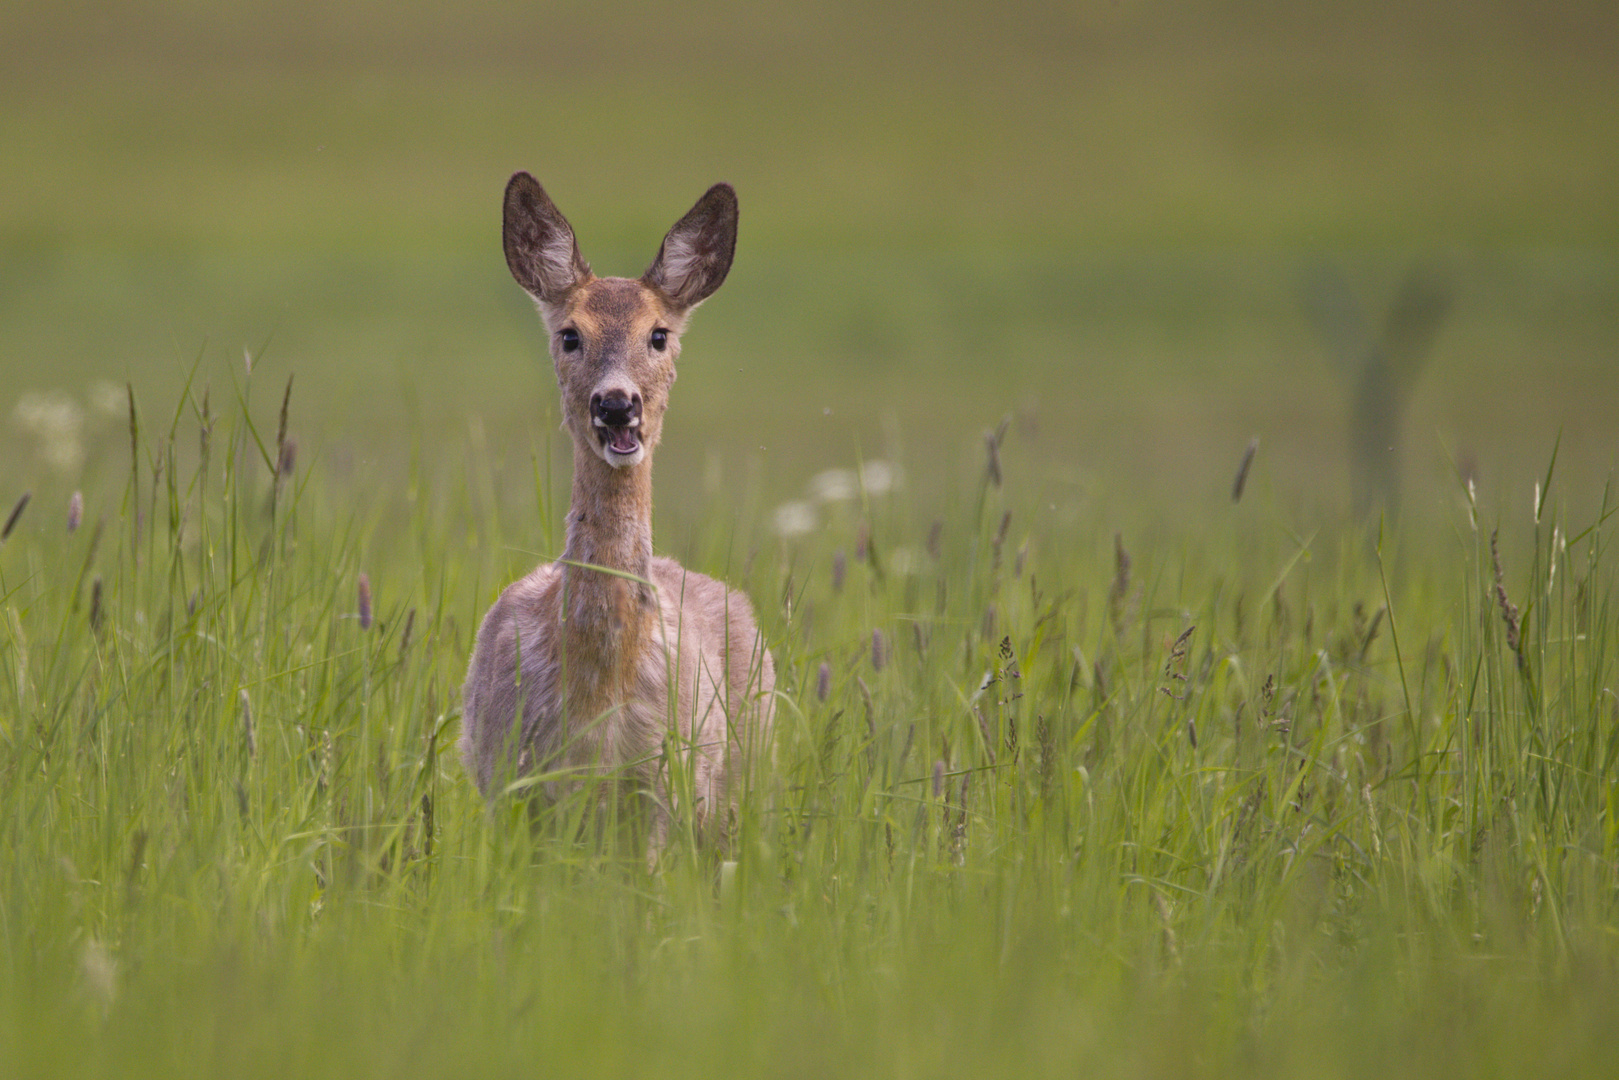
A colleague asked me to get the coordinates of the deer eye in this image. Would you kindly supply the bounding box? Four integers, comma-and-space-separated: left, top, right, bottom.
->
559, 328, 581, 353
650, 328, 668, 352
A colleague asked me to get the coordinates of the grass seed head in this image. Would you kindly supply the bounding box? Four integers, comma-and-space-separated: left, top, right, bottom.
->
991, 510, 1011, 570
1490, 529, 1525, 670
358, 573, 373, 631
275, 375, 293, 466
67, 491, 82, 533
1036, 715, 1055, 797
240, 689, 256, 761
89, 576, 104, 633
1109, 532, 1132, 633
983, 414, 1010, 488
984, 432, 1002, 488
398, 608, 416, 658
199, 386, 212, 461
2, 491, 29, 542
1231, 437, 1259, 502
816, 660, 831, 702
277, 438, 298, 484
125, 382, 138, 470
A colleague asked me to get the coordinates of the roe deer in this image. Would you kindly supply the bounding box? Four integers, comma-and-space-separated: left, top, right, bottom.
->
460, 172, 775, 858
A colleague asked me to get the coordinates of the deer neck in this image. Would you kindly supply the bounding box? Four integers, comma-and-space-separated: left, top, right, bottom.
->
557, 444, 657, 685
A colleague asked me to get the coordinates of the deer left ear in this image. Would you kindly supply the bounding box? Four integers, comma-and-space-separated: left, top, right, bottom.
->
642, 183, 738, 311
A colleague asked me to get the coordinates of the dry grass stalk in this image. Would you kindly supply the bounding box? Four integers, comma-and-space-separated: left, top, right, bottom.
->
991, 510, 1011, 571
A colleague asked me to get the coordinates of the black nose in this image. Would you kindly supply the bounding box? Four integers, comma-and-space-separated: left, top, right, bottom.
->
591, 391, 641, 427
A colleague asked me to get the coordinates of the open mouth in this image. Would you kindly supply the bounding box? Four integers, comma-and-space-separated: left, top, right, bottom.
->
593, 419, 642, 458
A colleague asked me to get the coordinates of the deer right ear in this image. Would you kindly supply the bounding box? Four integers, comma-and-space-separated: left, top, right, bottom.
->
503, 172, 592, 304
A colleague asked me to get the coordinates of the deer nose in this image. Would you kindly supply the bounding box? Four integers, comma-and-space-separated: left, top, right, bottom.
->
591, 390, 641, 428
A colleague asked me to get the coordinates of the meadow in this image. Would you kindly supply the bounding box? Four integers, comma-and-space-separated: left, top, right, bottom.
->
2, 372, 1617, 1077
3, 1, 1618, 1076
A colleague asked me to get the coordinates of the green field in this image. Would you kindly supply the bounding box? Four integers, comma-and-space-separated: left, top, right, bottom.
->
3, 2, 1618, 1076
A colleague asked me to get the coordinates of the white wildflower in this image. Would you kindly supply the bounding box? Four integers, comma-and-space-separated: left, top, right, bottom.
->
887, 547, 920, 575
773, 500, 819, 539
12, 391, 86, 473
859, 460, 902, 496
87, 380, 125, 419
809, 468, 858, 503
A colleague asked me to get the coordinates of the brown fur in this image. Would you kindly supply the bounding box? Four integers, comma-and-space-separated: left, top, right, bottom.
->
461, 173, 772, 858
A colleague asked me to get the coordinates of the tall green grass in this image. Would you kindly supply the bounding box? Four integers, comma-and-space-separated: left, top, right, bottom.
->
2, 380, 1616, 1078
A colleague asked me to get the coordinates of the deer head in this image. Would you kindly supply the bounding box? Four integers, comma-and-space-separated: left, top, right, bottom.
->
502, 172, 738, 470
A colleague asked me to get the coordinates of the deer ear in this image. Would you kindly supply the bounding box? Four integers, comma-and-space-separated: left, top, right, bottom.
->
503, 172, 592, 304
643, 183, 738, 311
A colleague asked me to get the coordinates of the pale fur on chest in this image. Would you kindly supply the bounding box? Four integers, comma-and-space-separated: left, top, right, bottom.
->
459, 556, 759, 829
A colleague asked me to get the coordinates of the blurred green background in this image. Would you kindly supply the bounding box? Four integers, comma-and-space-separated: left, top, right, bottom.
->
3, 0, 1615, 527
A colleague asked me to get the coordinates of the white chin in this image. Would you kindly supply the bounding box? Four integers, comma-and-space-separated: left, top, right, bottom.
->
598, 443, 645, 469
